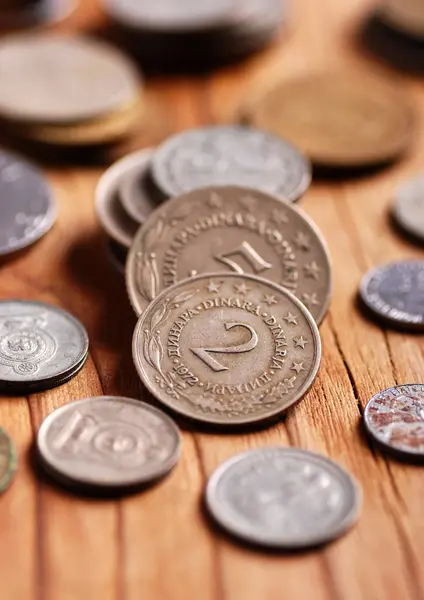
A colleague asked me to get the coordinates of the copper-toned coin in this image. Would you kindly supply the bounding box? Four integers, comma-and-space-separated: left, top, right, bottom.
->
126, 186, 332, 324
132, 273, 321, 426
364, 384, 424, 461
247, 72, 415, 167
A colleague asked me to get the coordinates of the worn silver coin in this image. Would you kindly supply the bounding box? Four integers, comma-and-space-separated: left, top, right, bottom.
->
392, 174, 424, 241
360, 260, 424, 330
151, 126, 311, 202
37, 396, 181, 490
0, 300, 89, 389
119, 148, 160, 225
206, 447, 361, 548
0, 150, 56, 257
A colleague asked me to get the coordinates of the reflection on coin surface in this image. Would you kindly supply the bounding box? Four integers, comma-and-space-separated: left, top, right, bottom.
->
119, 148, 159, 225
0, 429, 17, 493
37, 396, 181, 489
360, 261, 424, 330
0, 300, 88, 388
126, 186, 332, 323
132, 273, 321, 425
248, 73, 415, 167
392, 174, 424, 241
0, 150, 56, 256
151, 127, 311, 202
364, 384, 424, 460
206, 447, 361, 548
0, 35, 140, 123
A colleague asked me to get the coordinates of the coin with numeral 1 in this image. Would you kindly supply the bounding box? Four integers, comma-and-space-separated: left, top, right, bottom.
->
126, 186, 332, 324
132, 273, 321, 426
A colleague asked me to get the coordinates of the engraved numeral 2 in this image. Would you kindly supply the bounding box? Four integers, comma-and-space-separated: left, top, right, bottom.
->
215, 241, 272, 274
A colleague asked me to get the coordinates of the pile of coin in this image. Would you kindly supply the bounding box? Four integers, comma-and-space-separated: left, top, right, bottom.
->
103, 0, 285, 71
0, 33, 143, 149
0, 0, 74, 29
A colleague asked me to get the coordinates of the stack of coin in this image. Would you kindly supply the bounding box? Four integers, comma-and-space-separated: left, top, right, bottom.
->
103, 0, 285, 71
0, 0, 75, 29
0, 34, 143, 149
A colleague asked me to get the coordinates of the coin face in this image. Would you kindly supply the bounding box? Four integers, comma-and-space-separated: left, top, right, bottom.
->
360, 261, 424, 330
37, 396, 181, 490
126, 186, 332, 324
0, 150, 56, 256
133, 273, 321, 425
0, 429, 17, 493
151, 127, 311, 202
0, 300, 89, 388
119, 148, 160, 225
248, 73, 415, 167
206, 447, 361, 548
364, 384, 424, 460
0, 35, 140, 123
392, 174, 424, 241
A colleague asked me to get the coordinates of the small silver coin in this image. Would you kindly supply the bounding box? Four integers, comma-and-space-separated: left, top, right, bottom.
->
364, 384, 424, 461
119, 148, 160, 225
206, 447, 361, 548
392, 174, 424, 241
151, 126, 311, 202
0, 300, 89, 389
37, 396, 181, 490
360, 260, 424, 330
0, 150, 56, 257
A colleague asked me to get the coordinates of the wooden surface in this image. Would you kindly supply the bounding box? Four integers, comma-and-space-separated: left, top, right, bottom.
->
2, 1, 424, 599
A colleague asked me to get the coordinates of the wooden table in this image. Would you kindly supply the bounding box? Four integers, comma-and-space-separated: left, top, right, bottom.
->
2, 1, 424, 599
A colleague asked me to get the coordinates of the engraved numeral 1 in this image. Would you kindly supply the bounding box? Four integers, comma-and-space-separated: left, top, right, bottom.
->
215, 241, 272, 274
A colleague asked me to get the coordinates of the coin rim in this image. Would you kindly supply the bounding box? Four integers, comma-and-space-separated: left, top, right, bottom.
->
0, 428, 17, 493
392, 174, 424, 242
118, 147, 156, 224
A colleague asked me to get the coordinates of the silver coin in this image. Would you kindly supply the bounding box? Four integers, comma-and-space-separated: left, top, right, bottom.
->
0, 300, 89, 388
0, 34, 140, 124
37, 396, 181, 490
364, 384, 424, 461
206, 447, 361, 548
360, 260, 424, 330
119, 148, 160, 225
0, 150, 56, 257
151, 126, 311, 202
392, 173, 424, 241
95, 153, 140, 248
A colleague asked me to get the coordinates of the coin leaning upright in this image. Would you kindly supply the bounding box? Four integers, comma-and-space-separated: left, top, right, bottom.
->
132, 273, 321, 426
126, 186, 332, 324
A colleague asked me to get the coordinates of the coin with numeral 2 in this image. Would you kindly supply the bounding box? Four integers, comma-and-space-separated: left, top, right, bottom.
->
126, 186, 332, 324
132, 273, 321, 425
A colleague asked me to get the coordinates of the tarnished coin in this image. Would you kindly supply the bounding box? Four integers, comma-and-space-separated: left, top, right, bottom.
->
206, 447, 361, 548
0, 429, 17, 493
364, 384, 424, 461
36, 396, 181, 490
132, 273, 321, 426
151, 126, 311, 202
392, 174, 424, 241
360, 260, 424, 330
119, 148, 160, 225
0, 150, 56, 257
247, 73, 415, 167
0, 300, 89, 391
0, 34, 140, 124
126, 186, 332, 324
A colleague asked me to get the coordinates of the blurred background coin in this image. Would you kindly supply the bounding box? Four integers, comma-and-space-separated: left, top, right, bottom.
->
392, 173, 424, 242
0, 428, 17, 493
119, 148, 162, 225
0, 0, 75, 29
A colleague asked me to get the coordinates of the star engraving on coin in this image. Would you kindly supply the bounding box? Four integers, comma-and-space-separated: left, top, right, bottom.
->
304, 261, 321, 279
126, 186, 332, 324
283, 312, 298, 325
293, 335, 308, 349
263, 294, 278, 306
132, 273, 321, 425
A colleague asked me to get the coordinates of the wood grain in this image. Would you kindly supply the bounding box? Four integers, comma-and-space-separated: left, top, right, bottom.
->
1, 0, 424, 598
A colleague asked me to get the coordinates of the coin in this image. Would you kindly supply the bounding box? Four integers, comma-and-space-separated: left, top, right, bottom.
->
132, 273, 321, 426
360, 260, 424, 330
0, 149, 56, 257
0, 34, 141, 124
151, 126, 311, 202
364, 384, 424, 461
392, 173, 424, 241
126, 186, 332, 324
36, 396, 181, 490
0, 429, 17, 493
118, 148, 160, 224
0, 0, 75, 28
206, 447, 361, 548
0, 300, 89, 391
247, 72, 415, 167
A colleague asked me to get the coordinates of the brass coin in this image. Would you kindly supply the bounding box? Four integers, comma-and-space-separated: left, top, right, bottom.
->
132, 273, 321, 426
0, 428, 17, 493
247, 72, 416, 167
126, 186, 332, 324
